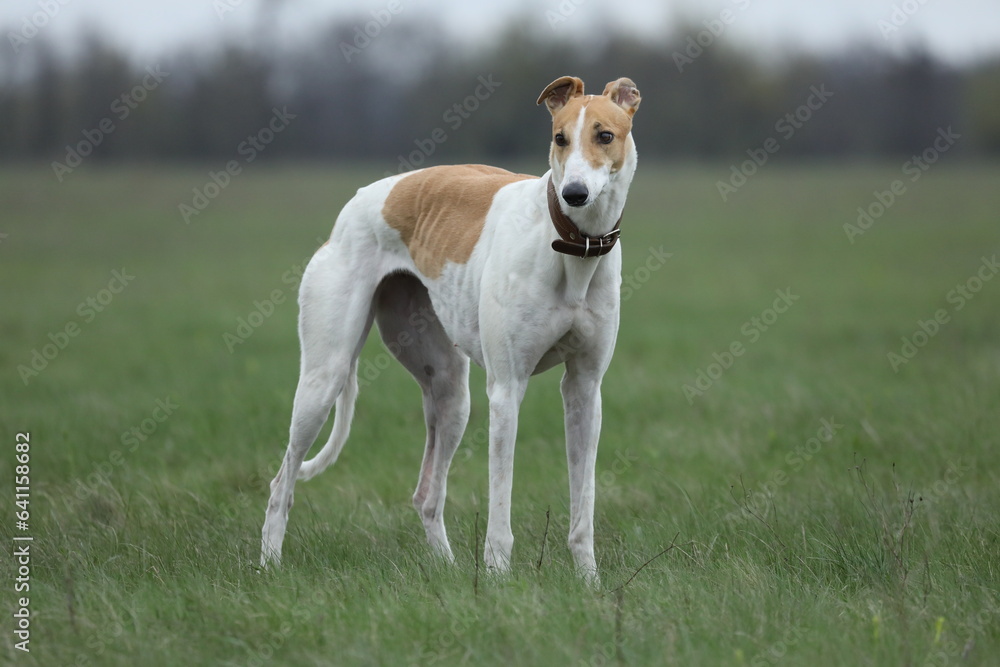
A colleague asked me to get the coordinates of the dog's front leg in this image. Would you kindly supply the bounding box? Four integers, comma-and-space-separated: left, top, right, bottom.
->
562, 360, 604, 584
483, 375, 528, 573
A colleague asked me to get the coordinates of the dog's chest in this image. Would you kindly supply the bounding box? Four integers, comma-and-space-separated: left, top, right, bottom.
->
424, 250, 618, 370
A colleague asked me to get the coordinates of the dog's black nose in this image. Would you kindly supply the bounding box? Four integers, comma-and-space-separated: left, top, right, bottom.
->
561, 182, 589, 207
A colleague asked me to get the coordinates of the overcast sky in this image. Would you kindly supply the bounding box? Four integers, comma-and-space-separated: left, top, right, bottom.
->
3, 0, 999, 65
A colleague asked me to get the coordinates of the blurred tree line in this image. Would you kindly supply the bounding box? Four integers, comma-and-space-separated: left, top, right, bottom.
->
1, 15, 999, 165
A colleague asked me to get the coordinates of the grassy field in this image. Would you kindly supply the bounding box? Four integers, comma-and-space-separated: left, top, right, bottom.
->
1, 161, 998, 666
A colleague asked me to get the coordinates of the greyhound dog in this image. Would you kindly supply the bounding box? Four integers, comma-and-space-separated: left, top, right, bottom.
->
260, 75, 640, 582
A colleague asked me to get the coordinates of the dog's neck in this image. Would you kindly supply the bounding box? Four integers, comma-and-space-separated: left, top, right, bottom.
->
547, 179, 621, 258
552, 151, 636, 240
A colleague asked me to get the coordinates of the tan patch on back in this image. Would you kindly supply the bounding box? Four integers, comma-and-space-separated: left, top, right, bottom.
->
382, 165, 535, 278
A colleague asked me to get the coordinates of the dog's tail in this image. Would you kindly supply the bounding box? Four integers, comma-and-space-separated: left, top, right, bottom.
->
297, 365, 359, 481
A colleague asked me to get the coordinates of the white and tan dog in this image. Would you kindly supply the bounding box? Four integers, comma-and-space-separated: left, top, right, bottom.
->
260, 75, 640, 582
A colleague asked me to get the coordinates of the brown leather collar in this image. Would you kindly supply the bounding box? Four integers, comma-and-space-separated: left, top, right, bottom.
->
547, 177, 622, 258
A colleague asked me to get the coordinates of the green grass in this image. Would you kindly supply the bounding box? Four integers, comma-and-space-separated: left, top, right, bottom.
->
1, 161, 998, 666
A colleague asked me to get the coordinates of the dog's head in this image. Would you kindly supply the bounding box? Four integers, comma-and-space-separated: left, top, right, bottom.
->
537, 76, 640, 209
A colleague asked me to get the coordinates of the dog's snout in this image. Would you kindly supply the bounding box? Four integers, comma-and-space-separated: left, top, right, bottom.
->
561, 182, 589, 207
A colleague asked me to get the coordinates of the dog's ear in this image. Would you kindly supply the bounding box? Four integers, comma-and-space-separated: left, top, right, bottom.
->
602, 78, 640, 117
536, 76, 585, 115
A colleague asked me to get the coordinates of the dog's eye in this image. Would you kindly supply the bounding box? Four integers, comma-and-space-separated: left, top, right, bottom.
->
554, 133, 568, 147
598, 131, 614, 144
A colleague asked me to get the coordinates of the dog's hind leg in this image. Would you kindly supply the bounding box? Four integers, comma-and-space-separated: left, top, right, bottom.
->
374, 273, 470, 561
260, 244, 376, 567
